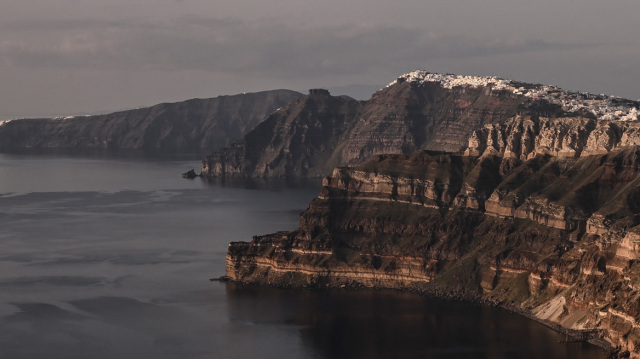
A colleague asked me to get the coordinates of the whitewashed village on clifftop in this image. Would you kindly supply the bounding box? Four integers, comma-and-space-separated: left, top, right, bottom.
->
390, 70, 640, 122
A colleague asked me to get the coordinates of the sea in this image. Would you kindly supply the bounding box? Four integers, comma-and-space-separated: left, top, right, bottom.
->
0, 153, 606, 359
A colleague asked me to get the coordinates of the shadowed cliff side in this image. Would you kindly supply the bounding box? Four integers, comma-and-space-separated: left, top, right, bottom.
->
0, 90, 302, 154
226, 148, 640, 357
202, 89, 361, 178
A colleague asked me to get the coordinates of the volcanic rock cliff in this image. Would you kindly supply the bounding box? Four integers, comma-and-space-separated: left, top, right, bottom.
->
203, 70, 639, 179
227, 148, 640, 356
0, 90, 301, 153
202, 76, 530, 178
466, 115, 640, 159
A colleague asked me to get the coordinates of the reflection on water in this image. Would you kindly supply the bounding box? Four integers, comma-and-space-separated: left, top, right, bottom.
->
0, 154, 605, 358
225, 284, 605, 359
200, 176, 323, 191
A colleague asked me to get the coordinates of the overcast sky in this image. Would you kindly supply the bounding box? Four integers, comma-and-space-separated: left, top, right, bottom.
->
1, 0, 638, 118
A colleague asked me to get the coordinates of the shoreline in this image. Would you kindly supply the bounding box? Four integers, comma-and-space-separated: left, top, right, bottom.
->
222, 277, 617, 357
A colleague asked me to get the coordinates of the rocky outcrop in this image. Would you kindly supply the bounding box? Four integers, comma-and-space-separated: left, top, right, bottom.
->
465, 115, 640, 159
202, 79, 530, 178
226, 148, 640, 357
0, 90, 302, 154
181, 169, 200, 179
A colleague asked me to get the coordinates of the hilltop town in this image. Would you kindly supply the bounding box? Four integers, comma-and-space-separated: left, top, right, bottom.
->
392, 70, 640, 122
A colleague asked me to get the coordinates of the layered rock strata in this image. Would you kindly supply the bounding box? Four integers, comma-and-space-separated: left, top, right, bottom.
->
203, 70, 639, 180
203, 79, 529, 178
465, 115, 640, 159
227, 149, 640, 357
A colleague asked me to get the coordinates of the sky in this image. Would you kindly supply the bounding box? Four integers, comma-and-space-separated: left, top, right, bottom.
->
1, 0, 639, 119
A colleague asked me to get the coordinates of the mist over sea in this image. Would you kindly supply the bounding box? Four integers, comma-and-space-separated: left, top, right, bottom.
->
0, 154, 605, 358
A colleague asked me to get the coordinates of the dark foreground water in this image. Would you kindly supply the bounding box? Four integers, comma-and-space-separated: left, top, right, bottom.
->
0, 154, 605, 359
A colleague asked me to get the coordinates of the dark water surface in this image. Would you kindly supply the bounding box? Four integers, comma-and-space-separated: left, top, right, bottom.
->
0, 154, 605, 358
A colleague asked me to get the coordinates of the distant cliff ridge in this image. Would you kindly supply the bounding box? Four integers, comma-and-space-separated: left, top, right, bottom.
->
0, 90, 302, 154
203, 70, 640, 179
226, 148, 640, 357
202, 74, 532, 178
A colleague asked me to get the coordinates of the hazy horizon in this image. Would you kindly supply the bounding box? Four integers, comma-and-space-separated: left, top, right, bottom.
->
1, 0, 639, 119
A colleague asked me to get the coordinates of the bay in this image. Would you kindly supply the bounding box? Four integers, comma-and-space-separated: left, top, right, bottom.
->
0, 154, 605, 358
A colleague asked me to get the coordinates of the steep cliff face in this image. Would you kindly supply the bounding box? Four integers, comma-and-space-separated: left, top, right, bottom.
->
339, 79, 527, 164
227, 149, 640, 356
203, 70, 639, 179
0, 90, 302, 154
202, 89, 361, 178
466, 115, 640, 159
203, 80, 528, 178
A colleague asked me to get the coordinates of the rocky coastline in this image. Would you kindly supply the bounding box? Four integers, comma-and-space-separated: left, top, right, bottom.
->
211, 71, 640, 356
225, 147, 640, 357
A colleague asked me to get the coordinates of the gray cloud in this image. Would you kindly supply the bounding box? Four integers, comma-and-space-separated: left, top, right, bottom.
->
0, 16, 578, 78
2, 1, 637, 118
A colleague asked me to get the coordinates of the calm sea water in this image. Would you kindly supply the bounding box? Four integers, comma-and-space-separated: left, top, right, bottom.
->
0, 154, 605, 359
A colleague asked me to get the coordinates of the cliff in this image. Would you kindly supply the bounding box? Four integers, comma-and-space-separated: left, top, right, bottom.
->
202, 89, 361, 178
203, 70, 639, 179
226, 148, 640, 356
202, 76, 530, 178
0, 90, 302, 154
466, 115, 640, 159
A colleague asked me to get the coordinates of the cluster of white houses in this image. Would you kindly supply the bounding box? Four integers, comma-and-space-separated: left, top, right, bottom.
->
393, 70, 640, 122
